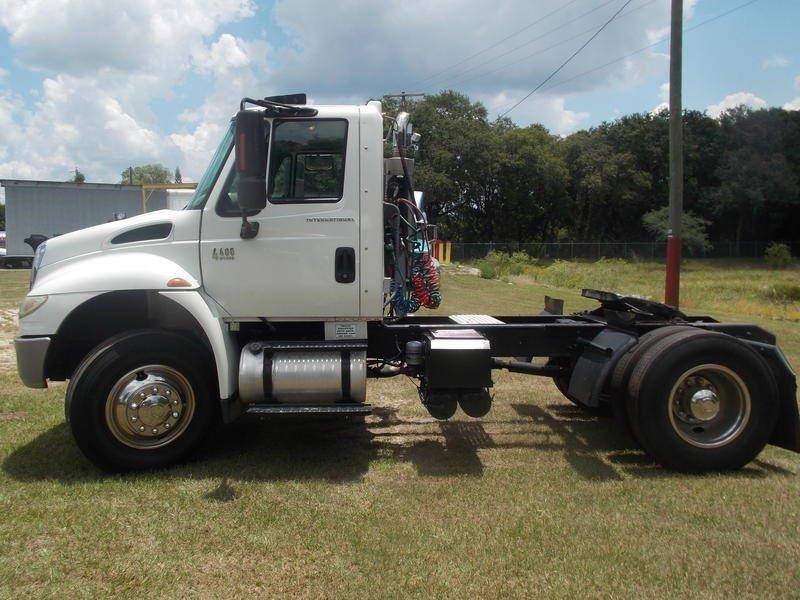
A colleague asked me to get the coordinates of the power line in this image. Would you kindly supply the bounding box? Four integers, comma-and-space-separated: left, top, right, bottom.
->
537, 0, 761, 95
443, 0, 657, 90
412, 0, 585, 88
421, 0, 623, 91
423, 0, 624, 90
499, 0, 634, 118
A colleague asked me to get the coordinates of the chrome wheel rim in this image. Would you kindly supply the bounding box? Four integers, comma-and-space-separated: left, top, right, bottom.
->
105, 365, 195, 449
668, 364, 751, 448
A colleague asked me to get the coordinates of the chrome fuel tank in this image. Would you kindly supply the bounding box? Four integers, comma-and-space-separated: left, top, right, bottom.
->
239, 344, 366, 404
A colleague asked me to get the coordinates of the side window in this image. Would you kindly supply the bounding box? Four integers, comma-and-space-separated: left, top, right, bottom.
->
215, 169, 241, 216
268, 119, 348, 203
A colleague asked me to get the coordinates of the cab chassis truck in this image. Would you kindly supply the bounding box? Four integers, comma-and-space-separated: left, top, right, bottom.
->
15, 95, 799, 472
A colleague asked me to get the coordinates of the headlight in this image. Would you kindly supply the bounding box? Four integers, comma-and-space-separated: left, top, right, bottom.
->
30, 241, 47, 289
19, 295, 48, 319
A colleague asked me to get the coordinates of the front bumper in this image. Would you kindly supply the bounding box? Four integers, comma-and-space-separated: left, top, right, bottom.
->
14, 336, 51, 388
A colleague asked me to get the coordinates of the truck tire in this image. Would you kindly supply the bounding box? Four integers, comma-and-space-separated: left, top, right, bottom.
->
610, 325, 699, 443
67, 330, 216, 472
626, 330, 778, 471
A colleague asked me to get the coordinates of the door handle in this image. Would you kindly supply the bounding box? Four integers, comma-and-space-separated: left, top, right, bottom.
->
335, 247, 356, 283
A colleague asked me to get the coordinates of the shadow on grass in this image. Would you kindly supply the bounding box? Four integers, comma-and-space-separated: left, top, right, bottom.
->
3, 401, 794, 485
511, 402, 794, 481
3, 411, 494, 484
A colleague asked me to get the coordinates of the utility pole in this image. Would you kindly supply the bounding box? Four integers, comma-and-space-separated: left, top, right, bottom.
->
383, 92, 425, 110
665, 0, 683, 307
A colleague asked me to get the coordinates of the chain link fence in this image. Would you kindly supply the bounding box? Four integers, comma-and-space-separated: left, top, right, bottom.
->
450, 241, 800, 262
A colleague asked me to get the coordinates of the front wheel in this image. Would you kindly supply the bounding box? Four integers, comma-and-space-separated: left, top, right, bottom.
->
67, 330, 216, 472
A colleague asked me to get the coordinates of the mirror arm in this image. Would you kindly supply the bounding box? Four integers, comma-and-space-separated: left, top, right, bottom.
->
240, 211, 260, 239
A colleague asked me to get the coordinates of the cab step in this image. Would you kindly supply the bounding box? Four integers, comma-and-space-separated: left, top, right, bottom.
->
244, 403, 373, 416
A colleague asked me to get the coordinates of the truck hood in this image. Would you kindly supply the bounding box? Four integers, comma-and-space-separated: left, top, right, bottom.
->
40, 209, 194, 267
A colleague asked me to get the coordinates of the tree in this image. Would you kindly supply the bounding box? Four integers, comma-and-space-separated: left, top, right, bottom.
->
0, 203, 5, 230
120, 164, 173, 185
68, 168, 86, 183
409, 90, 500, 241
562, 131, 651, 241
174, 167, 182, 184
705, 106, 799, 250
495, 124, 569, 243
642, 206, 711, 255
380, 92, 798, 247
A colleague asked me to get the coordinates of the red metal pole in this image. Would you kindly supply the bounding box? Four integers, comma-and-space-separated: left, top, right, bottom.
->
665, 235, 681, 306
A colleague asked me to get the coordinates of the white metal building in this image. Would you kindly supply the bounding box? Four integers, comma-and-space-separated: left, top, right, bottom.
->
0, 180, 178, 256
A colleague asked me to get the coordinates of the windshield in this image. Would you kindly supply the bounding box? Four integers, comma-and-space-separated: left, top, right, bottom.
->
184, 122, 234, 210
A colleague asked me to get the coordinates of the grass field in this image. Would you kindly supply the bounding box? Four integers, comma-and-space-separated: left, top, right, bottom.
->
1, 263, 799, 598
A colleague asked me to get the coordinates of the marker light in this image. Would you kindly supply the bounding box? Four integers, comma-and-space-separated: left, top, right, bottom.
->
19, 295, 48, 319
166, 278, 192, 288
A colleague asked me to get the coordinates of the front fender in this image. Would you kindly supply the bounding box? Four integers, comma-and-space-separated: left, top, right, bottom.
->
159, 290, 238, 400
32, 252, 200, 296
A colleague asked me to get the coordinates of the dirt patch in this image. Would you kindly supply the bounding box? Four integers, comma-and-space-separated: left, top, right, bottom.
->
0, 308, 18, 374
0, 411, 26, 421
445, 264, 480, 276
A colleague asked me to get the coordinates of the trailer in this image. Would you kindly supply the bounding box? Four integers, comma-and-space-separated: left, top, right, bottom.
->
14, 95, 799, 472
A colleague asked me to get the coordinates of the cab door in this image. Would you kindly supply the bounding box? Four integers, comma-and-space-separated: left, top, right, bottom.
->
200, 114, 361, 318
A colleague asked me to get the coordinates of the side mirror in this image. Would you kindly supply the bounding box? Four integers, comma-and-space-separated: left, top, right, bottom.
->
235, 110, 267, 211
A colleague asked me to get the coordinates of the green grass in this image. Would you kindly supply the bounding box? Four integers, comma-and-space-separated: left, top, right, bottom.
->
1, 266, 799, 598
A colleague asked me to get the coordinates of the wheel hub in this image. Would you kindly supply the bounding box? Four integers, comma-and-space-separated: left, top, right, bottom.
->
688, 388, 720, 422
126, 382, 183, 435
105, 365, 194, 449
668, 365, 751, 448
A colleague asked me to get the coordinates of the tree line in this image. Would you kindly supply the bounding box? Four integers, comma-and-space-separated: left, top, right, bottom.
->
395, 91, 800, 249
66, 165, 183, 185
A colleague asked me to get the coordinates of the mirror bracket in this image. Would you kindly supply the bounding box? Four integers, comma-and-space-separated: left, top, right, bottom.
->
240, 214, 260, 239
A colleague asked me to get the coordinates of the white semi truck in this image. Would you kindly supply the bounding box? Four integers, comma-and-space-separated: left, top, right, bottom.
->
15, 95, 799, 472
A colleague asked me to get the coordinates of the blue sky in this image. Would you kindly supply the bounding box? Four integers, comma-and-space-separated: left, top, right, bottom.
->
0, 0, 798, 184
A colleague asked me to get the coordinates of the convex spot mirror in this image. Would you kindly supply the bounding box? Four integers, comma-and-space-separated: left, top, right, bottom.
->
235, 110, 267, 210
302, 153, 335, 172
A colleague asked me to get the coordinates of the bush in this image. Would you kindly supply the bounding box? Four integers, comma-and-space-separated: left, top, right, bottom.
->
476, 251, 535, 279
764, 243, 793, 269
477, 260, 497, 279
767, 283, 800, 303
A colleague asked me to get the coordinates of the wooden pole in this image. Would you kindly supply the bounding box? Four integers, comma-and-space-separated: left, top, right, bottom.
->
665, 0, 683, 307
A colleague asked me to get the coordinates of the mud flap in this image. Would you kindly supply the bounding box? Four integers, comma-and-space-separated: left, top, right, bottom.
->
747, 341, 800, 452
567, 328, 638, 408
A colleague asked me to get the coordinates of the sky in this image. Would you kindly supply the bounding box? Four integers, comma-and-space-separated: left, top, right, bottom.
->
0, 0, 798, 184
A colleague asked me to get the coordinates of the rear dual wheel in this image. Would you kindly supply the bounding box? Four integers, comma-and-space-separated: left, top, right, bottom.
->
623, 329, 778, 471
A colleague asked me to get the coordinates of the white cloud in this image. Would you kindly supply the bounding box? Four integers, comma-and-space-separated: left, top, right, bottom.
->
272, 0, 674, 107
0, 0, 258, 181
784, 76, 800, 111
0, 73, 181, 181
192, 34, 251, 76
0, 0, 705, 180
651, 81, 670, 114
0, 0, 255, 75
706, 92, 768, 118
647, 0, 698, 44
478, 90, 590, 135
762, 55, 790, 69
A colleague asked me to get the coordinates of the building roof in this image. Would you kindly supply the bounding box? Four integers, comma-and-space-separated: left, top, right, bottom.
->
0, 179, 144, 192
